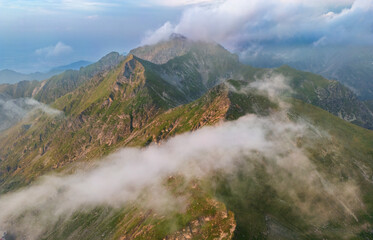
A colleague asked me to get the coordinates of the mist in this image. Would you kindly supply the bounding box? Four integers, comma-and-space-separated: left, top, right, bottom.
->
0, 95, 62, 132
0, 77, 363, 239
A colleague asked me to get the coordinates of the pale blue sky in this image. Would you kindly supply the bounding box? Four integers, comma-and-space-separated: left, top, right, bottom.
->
0, 0, 186, 72
0, 0, 372, 73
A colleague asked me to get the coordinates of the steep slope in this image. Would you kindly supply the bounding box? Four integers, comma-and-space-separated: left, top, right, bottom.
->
131, 34, 240, 100
34, 52, 125, 103
275, 65, 373, 129
0, 80, 42, 99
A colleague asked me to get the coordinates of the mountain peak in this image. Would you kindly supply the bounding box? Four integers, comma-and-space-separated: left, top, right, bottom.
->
169, 33, 187, 41
130, 35, 236, 66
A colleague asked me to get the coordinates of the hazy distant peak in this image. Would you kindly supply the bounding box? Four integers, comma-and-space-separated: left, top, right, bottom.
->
169, 33, 187, 41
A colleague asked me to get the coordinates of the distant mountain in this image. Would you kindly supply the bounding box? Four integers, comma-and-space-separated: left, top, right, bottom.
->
241, 46, 373, 100
50, 60, 92, 72
0, 69, 54, 85
0, 52, 125, 103
0, 60, 92, 85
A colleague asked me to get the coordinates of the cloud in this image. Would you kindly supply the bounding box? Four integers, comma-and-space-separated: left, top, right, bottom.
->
0, 95, 63, 132
141, 22, 175, 45
0, 76, 363, 239
35, 42, 73, 57
141, 0, 373, 49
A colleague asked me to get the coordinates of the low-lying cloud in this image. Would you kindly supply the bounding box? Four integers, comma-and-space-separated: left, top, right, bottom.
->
0, 96, 62, 131
0, 76, 363, 239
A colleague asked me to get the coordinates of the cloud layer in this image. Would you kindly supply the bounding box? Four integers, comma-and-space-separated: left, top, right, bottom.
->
141, 0, 373, 49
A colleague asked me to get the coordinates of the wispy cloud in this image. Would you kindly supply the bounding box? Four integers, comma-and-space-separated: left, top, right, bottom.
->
35, 42, 73, 57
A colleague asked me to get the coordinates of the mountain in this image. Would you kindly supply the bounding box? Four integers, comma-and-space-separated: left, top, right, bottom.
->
49, 60, 92, 72
0, 37, 373, 239
275, 65, 373, 129
0, 61, 92, 85
0, 52, 125, 103
0, 69, 55, 84
132, 36, 373, 129
241, 46, 373, 100
130, 33, 193, 64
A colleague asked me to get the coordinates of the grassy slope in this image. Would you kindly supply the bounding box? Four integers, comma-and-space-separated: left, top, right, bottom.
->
210, 99, 373, 240
0, 78, 278, 239
38, 93, 373, 240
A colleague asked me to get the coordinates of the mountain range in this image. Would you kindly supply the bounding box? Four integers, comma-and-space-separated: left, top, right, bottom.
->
0, 35, 372, 240
0, 60, 92, 85
241, 46, 373, 100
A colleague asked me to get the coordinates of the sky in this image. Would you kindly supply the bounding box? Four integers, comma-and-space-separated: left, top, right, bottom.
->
0, 0, 372, 73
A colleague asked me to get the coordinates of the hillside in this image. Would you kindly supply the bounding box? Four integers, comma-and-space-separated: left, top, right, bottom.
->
0, 38, 373, 240
242, 46, 373, 100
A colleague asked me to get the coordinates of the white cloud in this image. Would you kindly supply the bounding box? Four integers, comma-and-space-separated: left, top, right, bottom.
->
141, 22, 175, 45
0, 96, 63, 132
141, 0, 373, 49
35, 42, 73, 57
